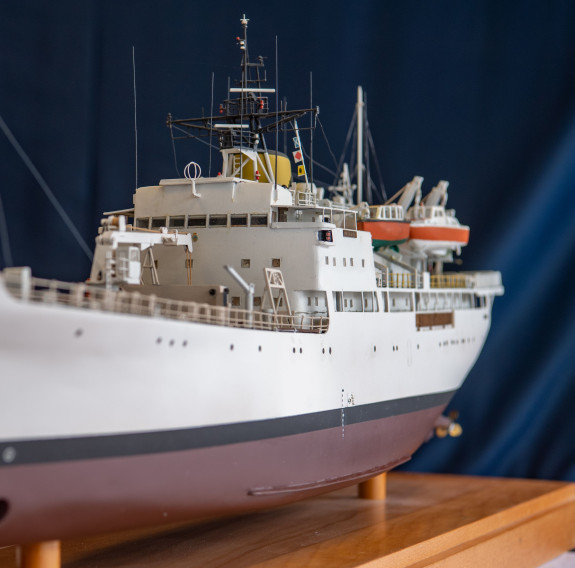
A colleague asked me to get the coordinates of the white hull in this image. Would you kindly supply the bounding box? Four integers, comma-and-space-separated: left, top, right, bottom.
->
0, 276, 492, 442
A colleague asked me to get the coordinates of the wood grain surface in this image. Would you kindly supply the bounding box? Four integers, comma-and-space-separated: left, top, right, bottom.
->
1, 472, 574, 567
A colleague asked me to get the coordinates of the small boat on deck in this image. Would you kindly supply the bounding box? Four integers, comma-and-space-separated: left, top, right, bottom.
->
357, 176, 421, 251
406, 181, 470, 257
357, 204, 410, 248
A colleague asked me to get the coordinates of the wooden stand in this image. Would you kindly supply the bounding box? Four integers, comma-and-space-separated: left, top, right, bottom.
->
16, 541, 60, 568
358, 472, 387, 500
2, 473, 574, 567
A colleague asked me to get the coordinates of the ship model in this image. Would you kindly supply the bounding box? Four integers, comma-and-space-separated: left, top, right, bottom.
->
0, 16, 503, 545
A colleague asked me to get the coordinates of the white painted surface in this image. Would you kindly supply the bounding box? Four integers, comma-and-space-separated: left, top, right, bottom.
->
541, 552, 575, 567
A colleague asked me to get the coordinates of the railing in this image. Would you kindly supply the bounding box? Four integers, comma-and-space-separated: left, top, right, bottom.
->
430, 274, 472, 289
295, 191, 315, 207
388, 272, 416, 289
2, 274, 329, 334
380, 271, 501, 291
369, 204, 405, 222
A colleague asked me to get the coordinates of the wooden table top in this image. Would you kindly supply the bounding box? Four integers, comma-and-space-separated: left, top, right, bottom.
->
1, 472, 574, 567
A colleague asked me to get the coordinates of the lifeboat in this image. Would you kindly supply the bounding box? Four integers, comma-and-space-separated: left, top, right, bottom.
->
357, 204, 410, 248
402, 180, 469, 257
407, 204, 469, 256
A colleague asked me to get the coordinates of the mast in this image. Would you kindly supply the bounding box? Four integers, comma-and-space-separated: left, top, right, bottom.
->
356, 85, 364, 204
239, 14, 249, 177
167, 16, 318, 184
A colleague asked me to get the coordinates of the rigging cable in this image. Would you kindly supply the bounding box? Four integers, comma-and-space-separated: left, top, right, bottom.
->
275, 35, 278, 186
363, 91, 370, 203
316, 116, 339, 171
309, 71, 313, 188
301, 147, 337, 178
132, 46, 138, 191
335, 107, 357, 185
170, 124, 220, 150
209, 71, 214, 177
0, 114, 93, 261
0, 190, 13, 267
367, 127, 387, 200
170, 121, 180, 177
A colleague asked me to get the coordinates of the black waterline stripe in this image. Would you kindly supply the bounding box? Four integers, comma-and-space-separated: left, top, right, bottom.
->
0, 391, 454, 467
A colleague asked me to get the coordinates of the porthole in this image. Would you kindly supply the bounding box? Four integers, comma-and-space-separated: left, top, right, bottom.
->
230, 344, 234, 351
156, 338, 162, 344
258, 345, 262, 352
74, 329, 83, 338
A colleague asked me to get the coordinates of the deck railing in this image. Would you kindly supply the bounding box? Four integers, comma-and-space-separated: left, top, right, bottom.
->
430, 274, 472, 289
388, 272, 416, 289
380, 270, 502, 291
2, 273, 329, 334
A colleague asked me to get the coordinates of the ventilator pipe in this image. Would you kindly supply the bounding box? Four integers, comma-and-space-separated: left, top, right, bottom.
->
224, 265, 254, 317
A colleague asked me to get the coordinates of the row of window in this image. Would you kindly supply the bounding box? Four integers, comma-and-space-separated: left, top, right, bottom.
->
325, 256, 366, 268
136, 213, 269, 230
333, 290, 487, 314
153, 257, 282, 271
180, 254, 368, 275
333, 291, 380, 313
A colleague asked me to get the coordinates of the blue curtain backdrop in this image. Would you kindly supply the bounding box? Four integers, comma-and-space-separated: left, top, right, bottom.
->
1, 1, 575, 481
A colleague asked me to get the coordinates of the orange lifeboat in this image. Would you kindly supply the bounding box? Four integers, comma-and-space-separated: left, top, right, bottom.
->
403, 180, 469, 257
407, 205, 469, 256
357, 204, 410, 249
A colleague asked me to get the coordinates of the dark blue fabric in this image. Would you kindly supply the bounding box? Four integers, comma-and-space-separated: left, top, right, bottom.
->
1, 1, 575, 480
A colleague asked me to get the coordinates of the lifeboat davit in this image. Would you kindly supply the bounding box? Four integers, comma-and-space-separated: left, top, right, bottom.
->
357, 204, 410, 249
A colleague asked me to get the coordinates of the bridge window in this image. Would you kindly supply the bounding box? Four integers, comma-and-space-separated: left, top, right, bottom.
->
188, 215, 207, 227
136, 218, 149, 229
250, 214, 268, 227
209, 214, 228, 227
151, 217, 166, 228
231, 214, 248, 227
169, 216, 185, 228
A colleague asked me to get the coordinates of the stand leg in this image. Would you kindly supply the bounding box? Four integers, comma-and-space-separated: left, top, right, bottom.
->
358, 472, 387, 500
17, 541, 61, 568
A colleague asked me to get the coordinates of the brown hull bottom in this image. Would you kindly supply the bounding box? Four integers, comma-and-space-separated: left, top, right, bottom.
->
0, 403, 447, 545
